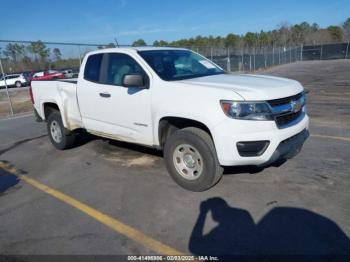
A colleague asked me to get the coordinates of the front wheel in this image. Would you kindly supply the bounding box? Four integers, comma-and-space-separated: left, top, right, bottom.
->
164, 127, 223, 192
15, 81, 21, 88
47, 111, 76, 150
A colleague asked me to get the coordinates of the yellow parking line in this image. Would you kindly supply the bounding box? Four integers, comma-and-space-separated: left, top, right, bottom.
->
0, 162, 183, 255
20, 175, 184, 255
311, 134, 350, 142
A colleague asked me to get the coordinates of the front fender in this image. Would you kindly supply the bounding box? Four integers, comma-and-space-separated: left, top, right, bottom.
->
152, 109, 224, 146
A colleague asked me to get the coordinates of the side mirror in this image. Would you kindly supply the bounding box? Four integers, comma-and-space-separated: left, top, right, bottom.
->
122, 74, 146, 88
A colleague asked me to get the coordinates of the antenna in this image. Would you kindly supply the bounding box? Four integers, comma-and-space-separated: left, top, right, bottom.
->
114, 37, 120, 48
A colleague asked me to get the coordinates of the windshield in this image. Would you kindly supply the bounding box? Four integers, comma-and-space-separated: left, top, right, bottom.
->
138, 50, 224, 81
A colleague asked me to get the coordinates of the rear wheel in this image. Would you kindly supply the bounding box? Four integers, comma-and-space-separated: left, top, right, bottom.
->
164, 127, 223, 192
15, 81, 21, 88
47, 111, 76, 150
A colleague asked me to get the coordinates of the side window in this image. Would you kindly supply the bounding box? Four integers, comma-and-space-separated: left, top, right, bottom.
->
84, 54, 103, 82
105, 53, 146, 86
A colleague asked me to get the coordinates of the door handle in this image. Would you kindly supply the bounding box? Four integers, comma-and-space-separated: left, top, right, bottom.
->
99, 92, 111, 98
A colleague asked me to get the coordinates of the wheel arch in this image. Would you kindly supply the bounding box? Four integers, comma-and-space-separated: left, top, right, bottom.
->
157, 116, 213, 149
41, 101, 68, 128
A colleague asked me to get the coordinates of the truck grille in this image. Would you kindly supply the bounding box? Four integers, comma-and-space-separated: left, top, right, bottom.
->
268, 92, 305, 128
267, 92, 303, 107
275, 111, 302, 127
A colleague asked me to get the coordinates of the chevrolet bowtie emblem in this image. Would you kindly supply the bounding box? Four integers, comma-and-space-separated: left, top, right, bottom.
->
291, 100, 302, 113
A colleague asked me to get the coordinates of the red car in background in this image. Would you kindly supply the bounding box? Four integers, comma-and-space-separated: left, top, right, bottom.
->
31, 70, 65, 81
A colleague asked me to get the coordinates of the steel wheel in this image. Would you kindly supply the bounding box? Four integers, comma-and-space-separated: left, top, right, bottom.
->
173, 144, 203, 180
50, 120, 62, 143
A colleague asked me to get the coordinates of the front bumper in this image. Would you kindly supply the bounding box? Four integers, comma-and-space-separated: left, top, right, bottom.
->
211, 113, 309, 166
259, 128, 309, 167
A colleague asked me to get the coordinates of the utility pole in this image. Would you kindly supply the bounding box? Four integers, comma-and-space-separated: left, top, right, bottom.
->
241, 49, 244, 71
249, 55, 252, 71
227, 47, 231, 72
345, 42, 349, 59
300, 44, 303, 61
253, 47, 256, 71
78, 45, 82, 66
279, 47, 281, 64
0, 56, 14, 116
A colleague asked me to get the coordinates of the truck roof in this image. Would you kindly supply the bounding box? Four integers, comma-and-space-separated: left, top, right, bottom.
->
89, 46, 188, 55
132, 46, 188, 51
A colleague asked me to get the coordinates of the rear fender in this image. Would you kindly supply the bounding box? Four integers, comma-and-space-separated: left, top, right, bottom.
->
40, 99, 68, 128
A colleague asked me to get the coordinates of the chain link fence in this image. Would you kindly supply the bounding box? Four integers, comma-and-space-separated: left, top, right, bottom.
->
302, 42, 350, 60
0, 40, 349, 117
187, 46, 303, 72
0, 40, 349, 75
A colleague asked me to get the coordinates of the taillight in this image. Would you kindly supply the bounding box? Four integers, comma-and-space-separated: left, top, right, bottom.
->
29, 84, 34, 104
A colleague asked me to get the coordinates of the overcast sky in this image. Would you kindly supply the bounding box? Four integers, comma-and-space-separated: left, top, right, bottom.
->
1, 0, 350, 45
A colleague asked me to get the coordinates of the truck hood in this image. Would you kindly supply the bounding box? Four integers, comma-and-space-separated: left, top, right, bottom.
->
180, 73, 304, 100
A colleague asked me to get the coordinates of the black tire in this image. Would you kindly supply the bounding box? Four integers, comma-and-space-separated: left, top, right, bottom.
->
164, 127, 223, 192
47, 111, 76, 150
15, 81, 21, 88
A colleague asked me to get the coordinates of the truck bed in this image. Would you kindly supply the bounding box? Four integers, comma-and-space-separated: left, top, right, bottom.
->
31, 78, 83, 130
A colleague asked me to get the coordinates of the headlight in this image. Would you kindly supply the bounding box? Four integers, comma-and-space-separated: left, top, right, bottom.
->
220, 100, 274, 120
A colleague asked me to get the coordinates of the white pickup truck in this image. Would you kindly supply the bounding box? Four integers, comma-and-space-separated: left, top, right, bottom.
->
30, 47, 309, 191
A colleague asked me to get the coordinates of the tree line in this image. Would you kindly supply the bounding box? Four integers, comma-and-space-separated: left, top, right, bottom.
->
1, 18, 349, 73
0, 41, 82, 73
133, 18, 350, 51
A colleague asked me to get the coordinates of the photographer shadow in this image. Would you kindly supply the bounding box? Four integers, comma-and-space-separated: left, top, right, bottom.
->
189, 198, 350, 255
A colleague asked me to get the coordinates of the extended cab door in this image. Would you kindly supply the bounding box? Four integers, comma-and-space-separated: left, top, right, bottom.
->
77, 52, 153, 146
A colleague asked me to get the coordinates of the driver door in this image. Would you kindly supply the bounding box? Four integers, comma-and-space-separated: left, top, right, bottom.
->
78, 52, 153, 145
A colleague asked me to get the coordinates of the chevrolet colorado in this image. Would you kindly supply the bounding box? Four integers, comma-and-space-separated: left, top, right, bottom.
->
30, 47, 309, 191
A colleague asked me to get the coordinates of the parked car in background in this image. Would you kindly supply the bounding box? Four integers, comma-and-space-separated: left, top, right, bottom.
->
0, 74, 27, 88
32, 70, 65, 81
32, 71, 45, 78
72, 69, 80, 78
61, 69, 74, 79
22, 72, 34, 83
